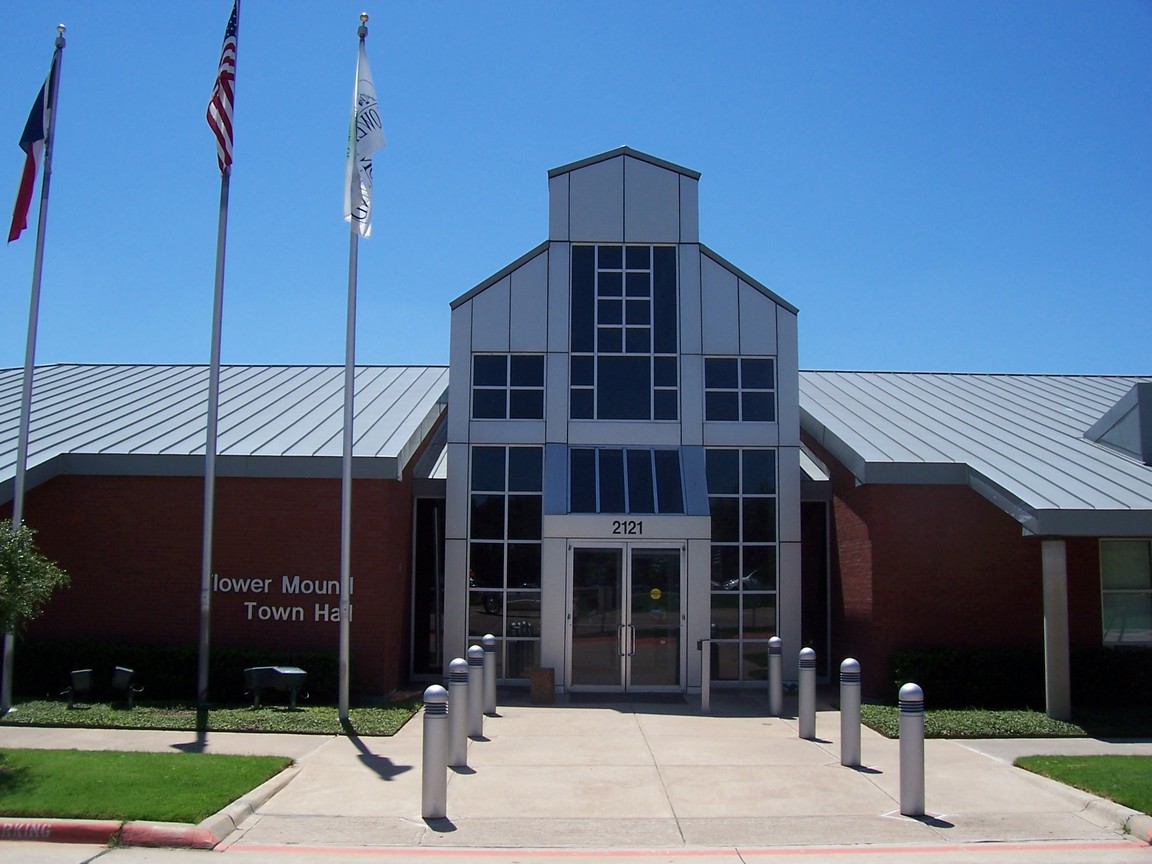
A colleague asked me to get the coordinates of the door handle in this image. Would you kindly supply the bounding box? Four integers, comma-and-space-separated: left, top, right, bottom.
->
618, 624, 626, 657
627, 624, 636, 656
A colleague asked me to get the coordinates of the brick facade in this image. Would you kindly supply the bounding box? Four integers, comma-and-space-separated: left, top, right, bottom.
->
804, 431, 1105, 696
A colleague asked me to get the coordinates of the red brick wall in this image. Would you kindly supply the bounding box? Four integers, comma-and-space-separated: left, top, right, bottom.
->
8, 471, 414, 699
803, 432, 1104, 696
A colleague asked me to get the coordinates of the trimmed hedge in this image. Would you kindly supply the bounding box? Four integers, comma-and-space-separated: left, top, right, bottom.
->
888, 646, 1152, 709
10, 637, 340, 705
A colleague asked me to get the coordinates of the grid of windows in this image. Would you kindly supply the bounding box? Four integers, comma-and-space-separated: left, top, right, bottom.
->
1101, 539, 1152, 646
706, 448, 778, 682
472, 354, 545, 420
704, 357, 776, 422
468, 445, 543, 678
569, 448, 685, 515
570, 245, 678, 421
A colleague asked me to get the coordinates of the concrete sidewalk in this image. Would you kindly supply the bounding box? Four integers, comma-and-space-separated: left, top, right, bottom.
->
1, 693, 1150, 858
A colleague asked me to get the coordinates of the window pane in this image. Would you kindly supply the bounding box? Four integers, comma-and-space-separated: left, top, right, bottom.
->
626, 450, 655, 514
711, 545, 739, 590
506, 591, 541, 637
626, 272, 650, 297
706, 449, 739, 494
598, 356, 651, 420
705, 357, 738, 389
1102, 592, 1152, 645
654, 450, 684, 513
712, 640, 741, 682
742, 642, 769, 681
598, 245, 622, 269
626, 246, 650, 269
742, 450, 777, 495
598, 298, 623, 325
597, 327, 623, 353
508, 447, 542, 492
470, 494, 505, 539
625, 328, 651, 354
469, 590, 503, 636
509, 389, 544, 419
626, 299, 650, 325
505, 639, 540, 679
507, 495, 542, 540
742, 392, 776, 422
654, 389, 678, 420
571, 246, 595, 352
510, 354, 544, 387
472, 389, 506, 419
507, 543, 541, 588
599, 449, 626, 513
570, 388, 594, 419
743, 498, 777, 542
710, 497, 740, 542
741, 358, 775, 390
570, 449, 597, 512
473, 355, 507, 386
710, 594, 740, 639
468, 542, 503, 588
571, 355, 594, 386
654, 356, 677, 387
1101, 541, 1152, 590
471, 447, 506, 492
743, 594, 777, 638
598, 271, 623, 296
705, 391, 739, 421
653, 247, 678, 354
742, 545, 777, 591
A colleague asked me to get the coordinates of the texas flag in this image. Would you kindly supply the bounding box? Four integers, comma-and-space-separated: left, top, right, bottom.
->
8, 57, 56, 243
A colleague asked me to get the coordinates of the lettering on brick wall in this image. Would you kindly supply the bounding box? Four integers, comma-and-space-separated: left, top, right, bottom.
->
213, 574, 352, 626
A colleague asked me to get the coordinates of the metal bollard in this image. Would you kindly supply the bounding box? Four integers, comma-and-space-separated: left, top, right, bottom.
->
467, 644, 484, 738
899, 682, 925, 817
767, 636, 783, 716
482, 633, 497, 715
421, 685, 448, 819
447, 657, 469, 768
839, 658, 861, 767
698, 638, 711, 713
798, 646, 816, 740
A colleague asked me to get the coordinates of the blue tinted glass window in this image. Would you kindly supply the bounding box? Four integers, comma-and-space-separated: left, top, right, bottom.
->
598, 245, 622, 269
570, 388, 594, 419
473, 389, 506, 419
570, 449, 596, 512
570, 355, 594, 386
474, 355, 507, 386
705, 357, 738, 388
508, 447, 543, 492
509, 390, 544, 419
598, 271, 623, 296
706, 449, 739, 494
626, 246, 650, 269
472, 447, 506, 492
706, 391, 739, 421
598, 356, 650, 419
470, 494, 505, 539
468, 543, 503, 588
626, 272, 651, 297
741, 358, 774, 390
597, 327, 623, 354
654, 356, 677, 387
571, 246, 595, 352
625, 328, 651, 354
598, 299, 623, 325
742, 392, 775, 422
653, 389, 678, 420
626, 450, 655, 514
654, 450, 684, 513
743, 498, 776, 542
626, 300, 650, 325
510, 355, 544, 386
742, 449, 776, 495
507, 495, 542, 540
507, 544, 541, 589
652, 247, 677, 354
599, 449, 626, 513
710, 497, 740, 542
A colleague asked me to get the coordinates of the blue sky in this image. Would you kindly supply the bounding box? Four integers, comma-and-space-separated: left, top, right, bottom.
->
2, 1, 1149, 374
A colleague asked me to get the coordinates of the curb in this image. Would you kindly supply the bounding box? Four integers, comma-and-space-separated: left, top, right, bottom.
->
0, 762, 299, 849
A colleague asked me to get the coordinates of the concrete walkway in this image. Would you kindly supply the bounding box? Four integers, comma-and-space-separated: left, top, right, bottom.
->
1, 692, 1150, 862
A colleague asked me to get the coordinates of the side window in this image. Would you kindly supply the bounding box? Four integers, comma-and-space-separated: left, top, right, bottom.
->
705, 357, 776, 422
1101, 540, 1152, 646
472, 354, 544, 420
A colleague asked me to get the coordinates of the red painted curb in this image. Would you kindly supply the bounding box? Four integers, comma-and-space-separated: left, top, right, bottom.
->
0, 818, 121, 844
120, 821, 218, 849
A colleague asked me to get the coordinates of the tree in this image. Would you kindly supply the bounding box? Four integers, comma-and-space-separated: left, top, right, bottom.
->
0, 521, 70, 635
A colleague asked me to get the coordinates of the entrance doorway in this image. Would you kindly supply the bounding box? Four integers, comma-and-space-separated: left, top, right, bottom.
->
568, 544, 684, 692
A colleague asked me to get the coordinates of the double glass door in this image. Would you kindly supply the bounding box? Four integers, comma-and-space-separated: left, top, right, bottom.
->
569, 545, 683, 691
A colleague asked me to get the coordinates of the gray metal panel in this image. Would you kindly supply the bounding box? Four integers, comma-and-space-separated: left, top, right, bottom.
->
548, 146, 701, 181
0, 363, 449, 502
800, 371, 1152, 536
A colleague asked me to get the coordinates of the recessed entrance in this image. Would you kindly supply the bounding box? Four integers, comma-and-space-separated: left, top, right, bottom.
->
568, 544, 684, 692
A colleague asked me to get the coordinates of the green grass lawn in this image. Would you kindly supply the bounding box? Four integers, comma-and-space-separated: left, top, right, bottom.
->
0, 698, 420, 736
860, 704, 1151, 739
1016, 755, 1152, 817
0, 748, 290, 823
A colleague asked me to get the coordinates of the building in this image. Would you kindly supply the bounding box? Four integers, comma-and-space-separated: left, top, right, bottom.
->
2, 149, 1149, 712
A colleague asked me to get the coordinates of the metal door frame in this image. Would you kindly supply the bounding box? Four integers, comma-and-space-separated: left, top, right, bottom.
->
565, 541, 686, 693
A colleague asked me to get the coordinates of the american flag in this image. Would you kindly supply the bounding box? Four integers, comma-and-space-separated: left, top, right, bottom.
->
206, 2, 238, 174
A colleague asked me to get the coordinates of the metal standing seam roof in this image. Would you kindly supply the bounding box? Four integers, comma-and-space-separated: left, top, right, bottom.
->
800, 371, 1152, 537
0, 364, 449, 503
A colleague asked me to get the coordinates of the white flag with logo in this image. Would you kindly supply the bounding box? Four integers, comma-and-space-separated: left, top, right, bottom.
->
344, 41, 385, 237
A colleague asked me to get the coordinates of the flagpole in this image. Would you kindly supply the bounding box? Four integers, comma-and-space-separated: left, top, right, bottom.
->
2, 25, 66, 715
198, 0, 239, 708
339, 12, 370, 724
